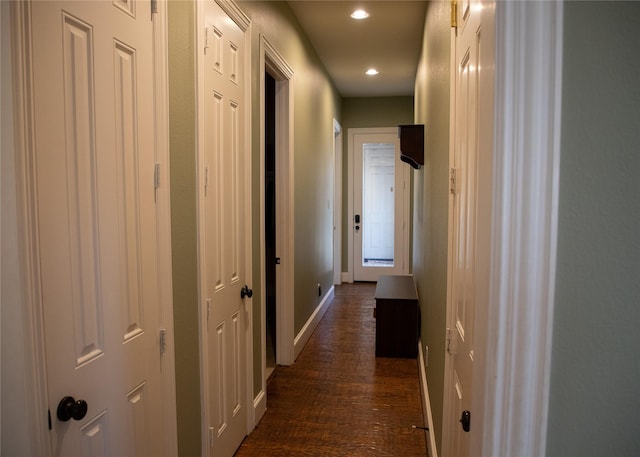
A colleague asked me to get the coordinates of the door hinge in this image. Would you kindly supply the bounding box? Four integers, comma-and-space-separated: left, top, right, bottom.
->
154, 163, 161, 190
451, 0, 458, 29
151, 0, 158, 15
209, 426, 215, 447
204, 165, 209, 195
450, 167, 457, 195
159, 328, 167, 355
206, 298, 212, 321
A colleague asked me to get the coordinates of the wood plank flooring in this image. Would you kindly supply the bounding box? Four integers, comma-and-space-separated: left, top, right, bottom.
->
235, 282, 427, 456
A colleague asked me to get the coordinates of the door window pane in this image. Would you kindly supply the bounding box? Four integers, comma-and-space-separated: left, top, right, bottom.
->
362, 143, 395, 267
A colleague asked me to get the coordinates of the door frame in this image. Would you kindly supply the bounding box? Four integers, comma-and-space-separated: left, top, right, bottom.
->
478, 2, 563, 455
333, 119, 342, 285
255, 34, 295, 422
441, 1, 564, 456
347, 127, 410, 282
9, 0, 178, 454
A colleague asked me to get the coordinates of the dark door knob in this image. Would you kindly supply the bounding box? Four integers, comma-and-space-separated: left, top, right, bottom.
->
57, 396, 88, 422
241, 285, 253, 299
459, 410, 471, 432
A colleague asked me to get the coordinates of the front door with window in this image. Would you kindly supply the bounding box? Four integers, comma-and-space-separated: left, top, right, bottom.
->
351, 128, 409, 282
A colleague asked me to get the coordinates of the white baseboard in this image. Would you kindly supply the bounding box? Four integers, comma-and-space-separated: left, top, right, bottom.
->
341, 272, 352, 283
293, 286, 335, 359
252, 287, 335, 429
418, 339, 438, 457
253, 388, 266, 427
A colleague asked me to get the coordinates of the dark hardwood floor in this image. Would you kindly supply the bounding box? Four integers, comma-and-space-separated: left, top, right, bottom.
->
235, 282, 427, 456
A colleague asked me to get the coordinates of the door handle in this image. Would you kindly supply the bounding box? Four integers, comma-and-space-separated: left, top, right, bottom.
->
57, 396, 88, 422
459, 410, 471, 432
240, 285, 253, 299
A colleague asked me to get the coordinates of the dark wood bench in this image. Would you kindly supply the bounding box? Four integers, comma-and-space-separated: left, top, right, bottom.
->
374, 275, 419, 358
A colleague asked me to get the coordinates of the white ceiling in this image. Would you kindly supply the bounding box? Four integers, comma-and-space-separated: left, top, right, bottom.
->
287, 1, 427, 98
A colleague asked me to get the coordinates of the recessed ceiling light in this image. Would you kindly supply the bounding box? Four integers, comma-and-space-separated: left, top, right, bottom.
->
351, 9, 369, 20
365, 68, 379, 76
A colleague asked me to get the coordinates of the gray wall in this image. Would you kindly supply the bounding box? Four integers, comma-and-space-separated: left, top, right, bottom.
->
167, 1, 201, 456
547, 2, 640, 455
411, 1, 451, 452
340, 96, 414, 271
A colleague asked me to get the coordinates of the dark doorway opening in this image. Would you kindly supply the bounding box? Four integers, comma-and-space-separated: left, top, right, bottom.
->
265, 71, 276, 378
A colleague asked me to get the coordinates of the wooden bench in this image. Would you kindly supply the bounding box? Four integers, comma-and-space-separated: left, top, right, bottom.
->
374, 275, 419, 358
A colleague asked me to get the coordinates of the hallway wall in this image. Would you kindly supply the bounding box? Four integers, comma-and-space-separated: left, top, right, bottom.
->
412, 1, 451, 452
547, 2, 640, 454
167, 1, 200, 456
238, 0, 341, 397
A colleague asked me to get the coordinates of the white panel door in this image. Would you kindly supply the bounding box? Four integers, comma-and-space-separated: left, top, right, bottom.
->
353, 129, 409, 282
448, 0, 482, 455
202, 2, 248, 456
31, 1, 166, 455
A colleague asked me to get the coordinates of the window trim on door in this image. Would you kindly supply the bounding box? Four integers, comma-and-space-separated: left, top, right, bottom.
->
333, 119, 342, 286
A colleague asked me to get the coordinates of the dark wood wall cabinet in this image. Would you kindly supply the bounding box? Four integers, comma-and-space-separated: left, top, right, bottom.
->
398, 124, 424, 169
374, 275, 419, 358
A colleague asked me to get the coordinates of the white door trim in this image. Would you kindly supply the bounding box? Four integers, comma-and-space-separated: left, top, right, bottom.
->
10, 0, 178, 454
477, 2, 564, 455
255, 34, 295, 422
8, 3, 51, 454
150, 1, 179, 450
333, 119, 342, 285
260, 35, 295, 368
347, 127, 410, 282
441, 22, 458, 457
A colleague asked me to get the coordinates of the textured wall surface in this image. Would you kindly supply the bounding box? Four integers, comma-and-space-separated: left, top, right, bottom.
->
548, 2, 640, 455
412, 1, 451, 452
168, 1, 201, 455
